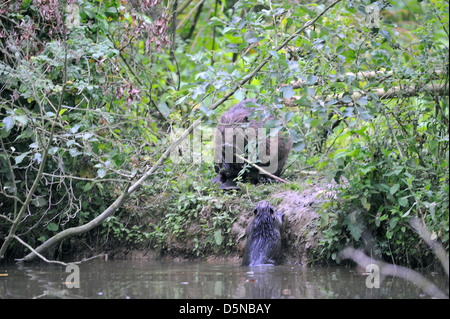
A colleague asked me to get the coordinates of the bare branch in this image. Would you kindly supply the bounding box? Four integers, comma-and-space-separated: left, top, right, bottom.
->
341, 247, 448, 299
410, 217, 449, 277
14, 235, 106, 266
284, 83, 449, 107
20, 183, 130, 262
290, 70, 443, 89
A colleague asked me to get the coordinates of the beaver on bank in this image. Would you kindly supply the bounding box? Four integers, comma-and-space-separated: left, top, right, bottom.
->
213, 99, 292, 190
242, 201, 284, 266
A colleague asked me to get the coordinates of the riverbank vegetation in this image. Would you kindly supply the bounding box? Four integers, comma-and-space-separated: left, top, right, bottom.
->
0, 0, 448, 270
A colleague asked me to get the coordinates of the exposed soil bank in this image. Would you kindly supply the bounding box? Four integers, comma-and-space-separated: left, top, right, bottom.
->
84, 183, 335, 266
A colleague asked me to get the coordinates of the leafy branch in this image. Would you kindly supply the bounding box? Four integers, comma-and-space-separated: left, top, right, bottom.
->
18, 0, 343, 262
0, 36, 69, 259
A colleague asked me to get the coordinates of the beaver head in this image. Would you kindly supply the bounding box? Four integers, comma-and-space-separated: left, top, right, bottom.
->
242, 200, 284, 266
251, 201, 283, 235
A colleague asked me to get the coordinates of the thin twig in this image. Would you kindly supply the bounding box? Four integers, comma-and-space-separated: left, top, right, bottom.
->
14, 235, 70, 266
176, 0, 206, 31
235, 154, 289, 184
14, 235, 106, 266
269, 0, 278, 47
0, 136, 18, 218
177, 0, 193, 16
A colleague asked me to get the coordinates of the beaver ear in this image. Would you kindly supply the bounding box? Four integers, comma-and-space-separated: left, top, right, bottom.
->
269, 207, 275, 214
253, 208, 258, 215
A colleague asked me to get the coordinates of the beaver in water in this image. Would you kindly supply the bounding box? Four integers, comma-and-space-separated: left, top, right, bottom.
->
213, 99, 292, 190
242, 201, 284, 266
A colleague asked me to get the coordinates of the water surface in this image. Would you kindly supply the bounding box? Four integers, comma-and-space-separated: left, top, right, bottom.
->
0, 260, 446, 299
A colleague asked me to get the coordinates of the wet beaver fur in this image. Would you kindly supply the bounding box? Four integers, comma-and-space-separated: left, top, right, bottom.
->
242, 201, 284, 266
213, 99, 292, 190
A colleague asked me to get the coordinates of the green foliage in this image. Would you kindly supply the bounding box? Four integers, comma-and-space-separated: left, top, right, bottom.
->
0, 0, 167, 257
308, 1, 449, 266
0, 0, 448, 266
143, 174, 239, 257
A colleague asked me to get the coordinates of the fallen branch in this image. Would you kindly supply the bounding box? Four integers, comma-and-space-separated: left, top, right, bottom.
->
14, 235, 106, 266
341, 216, 449, 299
290, 70, 443, 89
341, 247, 448, 299
291, 170, 318, 175
20, 183, 130, 262
284, 83, 449, 107
234, 153, 290, 184
410, 217, 449, 277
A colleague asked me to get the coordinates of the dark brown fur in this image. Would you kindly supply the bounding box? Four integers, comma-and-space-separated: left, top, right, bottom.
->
242, 201, 284, 266
213, 99, 292, 189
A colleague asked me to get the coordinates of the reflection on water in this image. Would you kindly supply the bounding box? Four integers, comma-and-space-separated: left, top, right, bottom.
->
0, 260, 447, 299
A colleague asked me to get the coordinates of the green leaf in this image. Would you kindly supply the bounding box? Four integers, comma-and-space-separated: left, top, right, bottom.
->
283, 86, 295, 99
390, 183, 400, 195
105, 6, 117, 13
356, 96, 368, 106
69, 149, 82, 157
15, 152, 30, 165
82, 3, 95, 19
361, 198, 371, 211
214, 229, 223, 246
3, 116, 15, 132
389, 217, 399, 229
15, 115, 28, 126
342, 93, 352, 103
292, 141, 305, 152
398, 197, 408, 207
284, 112, 294, 122
347, 223, 362, 241
33, 152, 42, 164
309, 118, 320, 128
49, 147, 59, 155
244, 31, 258, 44
71, 123, 82, 134
306, 75, 317, 85
269, 50, 279, 58
97, 168, 107, 178
157, 102, 171, 118
235, 89, 245, 101
192, 87, 205, 100
47, 222, 59, 232
32, 197, 46, 207
38, 235, 47, 243
83, 183, 93, 192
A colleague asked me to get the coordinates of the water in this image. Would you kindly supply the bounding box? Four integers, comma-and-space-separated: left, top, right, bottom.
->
0, 260, 447, 299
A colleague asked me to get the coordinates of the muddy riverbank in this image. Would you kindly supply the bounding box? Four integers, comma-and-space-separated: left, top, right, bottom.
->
62, 182, 335, 266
